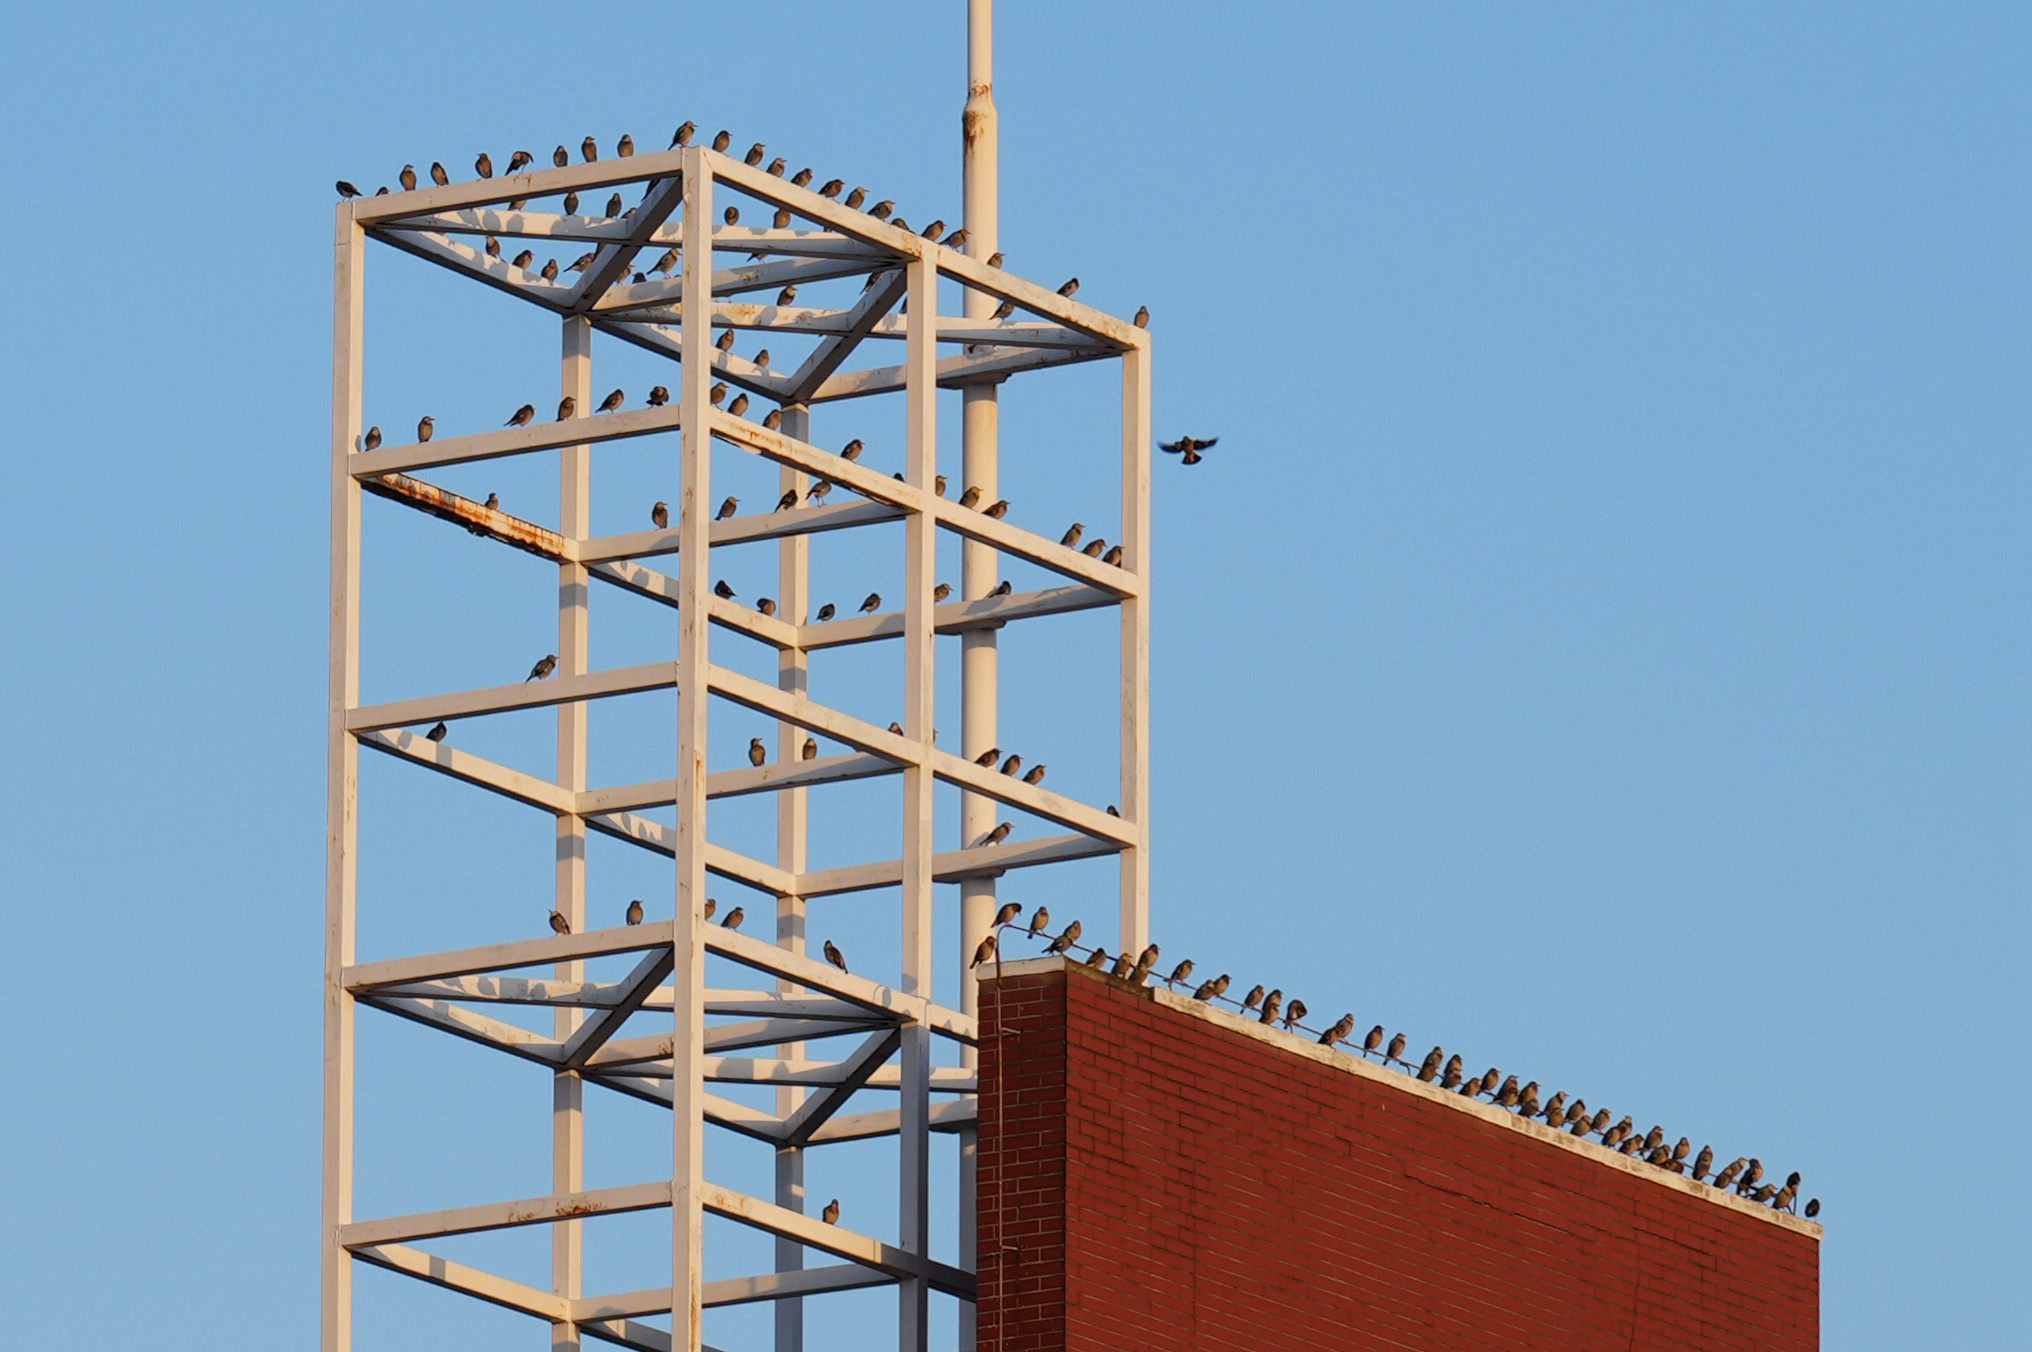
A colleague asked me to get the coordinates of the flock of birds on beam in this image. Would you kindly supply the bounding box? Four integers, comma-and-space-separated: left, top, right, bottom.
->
966, 905, 1821, 1223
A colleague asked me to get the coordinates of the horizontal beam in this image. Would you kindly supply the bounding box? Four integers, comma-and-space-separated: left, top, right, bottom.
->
362, 472, 567, 559
358, 727, 576, 814
350, 401, 683, 479
339, 1181, 672, 1248
579, 500, 905, 566
346, 923, 674, 990
806, 1096, 977, 1145
583, 752, 895, 815
575, 1263, 892, 1322
354, 1243, 568, 1321
347, 661, 678, 733
701, 1182, 976, 1299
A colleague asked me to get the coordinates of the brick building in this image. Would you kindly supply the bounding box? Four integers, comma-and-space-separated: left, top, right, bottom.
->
977, 957, 1819, 1351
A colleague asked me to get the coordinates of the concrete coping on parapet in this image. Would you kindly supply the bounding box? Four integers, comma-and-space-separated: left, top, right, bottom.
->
984, 955, 1823, 1241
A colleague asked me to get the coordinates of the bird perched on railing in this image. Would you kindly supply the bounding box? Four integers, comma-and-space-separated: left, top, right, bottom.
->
823, 940, 848, 973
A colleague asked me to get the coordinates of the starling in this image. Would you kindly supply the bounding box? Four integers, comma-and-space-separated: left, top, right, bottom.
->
1027, 906, 1050, 936
821, 1199, 839, 1224
723, 206, 740, 225
1543, 1093, 1568, 1127
1321, 1014, 1355, 1045
914, 219, 943, 242
748, 737, 766, 767
816, 604, 835, 622
981, 821, 1012, 846
485, 236, 501, 258
1166, 958, 1194, 986
1804, 1198, 1820, 1219
841, 439, 863, 461
1022, 764, 1046, 785
936, 475, 949, 495
581, 136, 598, 162
971, 933, 998, 967
757, 598, 777, 616
933, 583, 952, 601
1242, 985, 1265, 1011
958, 486, 982, 509
820, 179, 844, 198
1044, 920, 1082, 954
744, 143, 765, 166
1258, 991, 1282, 1024
868, 200, 894, 220
992, 298, 1016, 320
776, 284, 797, 306
974, 747, 1000, 766
626, 899, 644, 926
999, 754, 1021, 776
1060, 523, 1084, 548
1713, 1159, 1746, 1189
475, 152, 493, 178
1441, 1055, 1463, 1089
651, 249, 678, 276
728, 393, 749, 416
712, 130, 732, 152
986, 253, 1004, 269
716, 329, 736, 352
362, 426, 382, 451
800, 734, 815, 758
606, 193, 623, 217
1772, 1184, 1797, 1212
1160, 436, 1217, 465
617, 134, 635, 157
845, 186, 866, 209
763, 409, 782, 430
507, 150, 533, 173
648, 386, 670, 407
597, 388, 625, 414
1102, 545, 1125, 567
483, 493, 499, 511
564, 192, 580, 215
1384, 1032, 1407, 1065
1590, 1108, 1612, 1137
555, 396, 576, 421
425, 721, 447, 742
765, 157, 786, 177
710, 382, 727, 405
513, 249, 535, 270
823, 939, 848, 972
651, 501, 669, 528
1516, 1083, 1541, 1117
722, 906, 744, 930
990, 581, 1013, 597
1742, 1160, 1765, 1188
430, 162, 449, 186
791, 167, 813, 187
1786, 1170, 1802, 1190
1082, 539, 1107, 558
994, 901, 1022, 928
1134, 306, 1150, 328
716, 496, 739, 520
670, 122, 697, 148
1110, 951, 1134, 979
541, 259, 559, 281
1363, 1026, 1385, 1056
337, 180, 362, 199
1417, 1048, 1443, 1082
526, 654, 557, 681
1493, 1076, 1521, 1108
754, 349, 771, 370
549, 909, 570, 935
713, 583, 736, 604
1057, 277, 1079, 297
566, 252, 595, 274
703, 899, 717, 921
945, 229, 969, 251
417, 416, 434, 442
1086, 947, 1110, 969
1193, 975, 1227, 1002
859, 593, 881, 613
984, 500, 1009, 519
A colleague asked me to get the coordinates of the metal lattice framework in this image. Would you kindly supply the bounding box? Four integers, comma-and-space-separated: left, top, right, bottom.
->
323, 132, 1152, 1352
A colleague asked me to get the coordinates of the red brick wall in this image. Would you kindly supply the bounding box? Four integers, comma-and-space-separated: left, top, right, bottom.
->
977, 961, 1819, 1352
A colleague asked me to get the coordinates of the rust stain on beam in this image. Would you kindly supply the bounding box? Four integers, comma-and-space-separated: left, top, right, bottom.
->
363, 472, 566, 561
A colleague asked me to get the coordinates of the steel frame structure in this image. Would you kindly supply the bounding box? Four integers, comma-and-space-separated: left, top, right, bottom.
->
324, 128, 1152, 1351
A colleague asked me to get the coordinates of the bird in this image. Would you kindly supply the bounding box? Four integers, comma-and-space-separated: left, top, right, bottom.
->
1057, 277, 1079, 297
1045, 920, 1082, 954
974, 747, 1000, 766
1281, 999, 1307, 1031
1134, 306, 1150, 328
919, 219, 945, 242
671, 122, 697, 147
475, 152, 493, 178
1060, 523, 1084, 548
791, 168, 813, 187
648, 386, 670, 407
845, 187, 867, 209
762, 410, 783, 431
397, 163, 419, 191
999, 754, 1022, 776
425, 721, 447, 742
564, 192, 580, 215
556, 396, 576, 420
541, 260, 559, 281
605, 193, 623, 217
703, 899, 717, 921
823, 939, 848, 973
821, 1199, 840, 1225
1165, 959, 1194, 987
776, 285, 797, 306
1493, 1076, 1521, 1108
1540, 1092, 1567, 1125
582, 136, 598, 162
807, 479, 834, 504
650, 249, 679, 278
936, 475, 949, 495
598, 388, 625, 413
430, 162, 449, 186
1086, 947, 1110, 970
722, 906, 744, 930
651, 502, 669, 528
617, 134, 635, 157
417, 416, 435, 442
757, 598, 777, 616
1160, 436, 1217, 465
626, 899, 644, 926
990, 581, 1013, 597
993, 901, 1022, 928
1128, 944, 1160, 982
485, 236, 501, 258
958, 486, 982, 509
1417, 1048, 1444, 1082
984, 500, 1010, 519
1713, 1159, 1746, 1189
820, 179, 844, 198
482, 493, 499, 511
1741, 1160, 1765, 1189
712, 130, 732, 152
745, 143, 766, 166
816, 604, 835, 622
338, 180, 362, 199
980, 822, 1012, 846
723, 206, 741, 227
1097, 546, 1124, 569
512, 249, 535, 270
553, 146, 571, 167
1242, 985, 1265, 1011
716, 497, 739, 520
1082, 539, 1107, 558
362, 427, 382, 451
526, 654, 557, 681
1786, 1170, 1802, 1189
728, 394, 749, 417
1110, 952, 1134, 979
1516, 1084, 1541, 1117
1804, 1198, 1821, 1219
766, 157, 787, 177
1258, 990, 1283, 1024
506, 150, 533, 173
992, 299, 1016, 320
1384, 1032, 1408, 1066
1770, 1184, 1797, 1212
748, 738, 766, 767
971, 933, 998, 968
859, 593, 881, 613
710, 383, 728, 405
841, 439, 864, 461
1194, 974, 1230, 1002
1022, 764, 1046, 785
549, 910, 570, 934
1362, 1026, 1385, 1057
800, 735, 816, 758
869, 200, 894, 220
754, 349, 771, 370
933, 583, 952, 601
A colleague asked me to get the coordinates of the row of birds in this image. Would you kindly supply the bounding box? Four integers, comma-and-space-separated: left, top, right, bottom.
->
968, 906, 1820, 1221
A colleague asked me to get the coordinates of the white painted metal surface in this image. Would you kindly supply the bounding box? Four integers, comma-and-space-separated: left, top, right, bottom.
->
323, 28, 1152, 1348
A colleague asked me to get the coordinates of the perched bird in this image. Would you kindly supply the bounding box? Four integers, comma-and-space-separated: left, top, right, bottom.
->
671, 122, 697, 147
748, 737, 766, 767
417, 416, 435, 442
868, 200, 894, 220
776, 285, 798, 306
606, 193, 623, 217
512, 249, 535, 270
823, 939, 848, 973
1385, 1032, 1408, 1065
1057, 277, 1079, 297
766, 157, 786, 177
1194, 975, 1230, 1002
992, 298, 1016, 320
526, 654, 557, 682
1026, 907, 1050, 936
475, 152, 493, 178
845, 186, 867, 209
1103, 545, 1125, 566
1321, 1013, 1355, 1045
1771, 1184, 1797, 1212
703, 898, 717, 921
936, 475, 949, 495
763, 410, 783, 430
1242, 985, 1265, 1011
556, 396, 576, 420
1441, 1055, 1464, 1090
933, 583, 952, 601
399, 163, 418, 190
1135, 305, 1150, 327
958, 486, 982, 509
1804, 1198, 1821, 1219
648, 386, 670, 407
754, 349, 771, 370
919, 219, 945, 241
710, 383, 727, 405
1128, 944, 1160, 983
745, 143, 766, 166
541, 259, 559, 281
582, 136, 598, 162
362, 426, 382, 451
859, 593, 881, 613
984, 500, 1010, 519
1082, 539, 1108, 558
1517, 1084, 1541, 1117
994, 901, 1022, 928
980, 821, 1012, 846
722, 906, 744, 930
553, 146, 571, 167
1417, 1048, 1444, 1082
821, 1199, 840, 1225
1741, 1160, 1765, 1189
617, 134, 635, 157
807, 478, 835, 504
564, 192, 579, 214
485, 236, 501, 258
723, 205, 740, 226
1022, 764, 1046, 785
1713, 1159, 1746, 1189
1086, 947, 1110, 969
800, 735, 815, 758
337, 180, 362, 199
999, 754, 1022, 776
990, 580, 1013, 597
816, 604, 835, 622
791, 168, 813, 187
651, 501, 669, 528
598, 388, 625, 413
728, 393, 749, 416
549, 910, 570, 935
1060, 523, 1084, 548
841, 438, 864, 461
974, 747, 1000, 766
1363, 1026, 1385, 1056
757, 598, 777, 616
425, 721, 447, 742
626, 899, 644, 926
971, 933, 998, 968
1786, 1170, 1803, 1189
716, 496, 739, 520
430, 162, 449, 186
1160, 435, 1217, 465
1542, 1093, 1568, 1127
820, 179, 844, 198
1604, 1117, 1635, 1148
1258, 990, 1283, 1024
1166, 959, 1194, 987
650, 249, 679, 277
482, 493, 499, 510
1044, 920, 1082, 954
1493, 1076, 1521, 1108
712, 130, 732, 152
507, 150, 533, 173
1109, 952, 1134, 979
1590, 1108, 1612, 1136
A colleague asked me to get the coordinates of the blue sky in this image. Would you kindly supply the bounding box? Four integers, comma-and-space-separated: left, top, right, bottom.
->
0, 2, 2024, 1348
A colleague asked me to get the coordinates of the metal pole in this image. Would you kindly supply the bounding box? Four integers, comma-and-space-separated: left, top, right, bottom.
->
1119, 342, 1153, 956
553, 315, 594, 1351
774, 405, 813, 1352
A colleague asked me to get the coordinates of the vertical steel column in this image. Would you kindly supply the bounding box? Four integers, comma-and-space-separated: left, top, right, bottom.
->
774, 405, 813, 1352
321, 201, 365, 1352
672, 150, 714, 1352
553, 316, 594, 1350
898, 249, 939, 1352
1118, 342, 1153, 956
